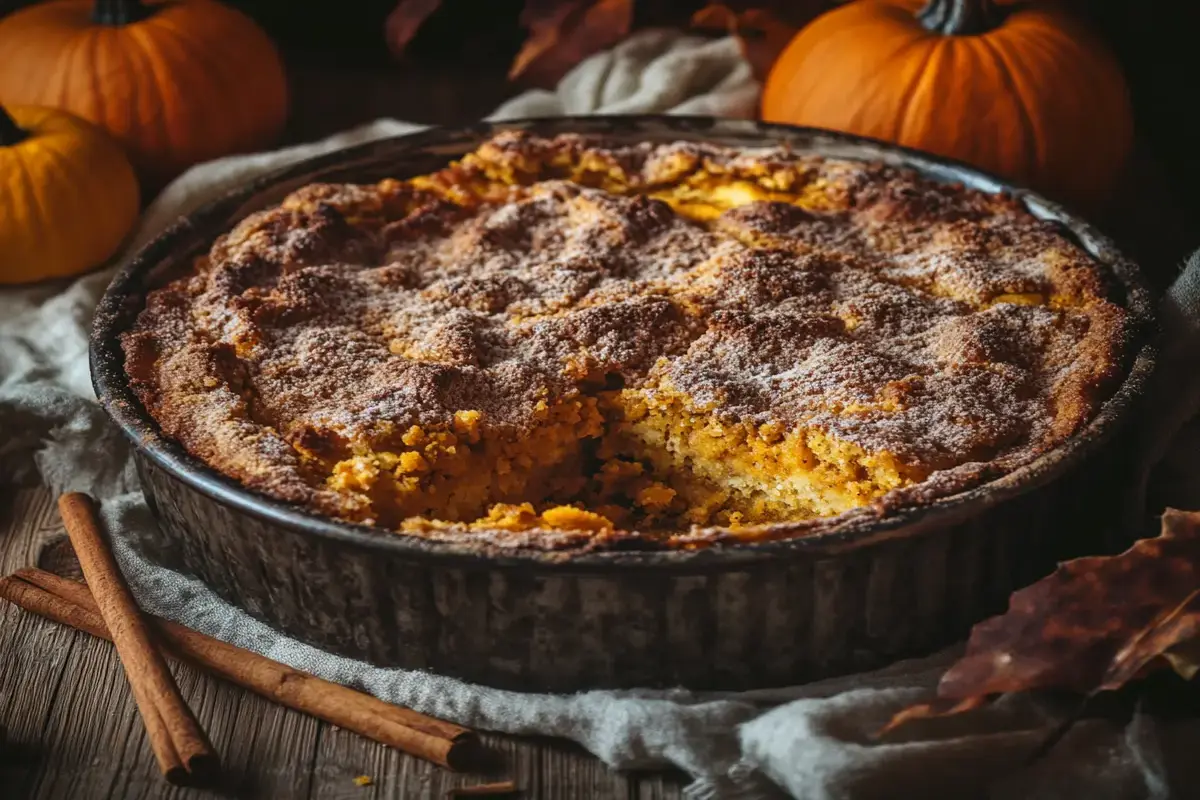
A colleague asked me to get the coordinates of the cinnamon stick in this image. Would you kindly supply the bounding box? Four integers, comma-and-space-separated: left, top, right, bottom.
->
6, 567, 480, 771
56, 492, 216, 784
0, 573, 111, 640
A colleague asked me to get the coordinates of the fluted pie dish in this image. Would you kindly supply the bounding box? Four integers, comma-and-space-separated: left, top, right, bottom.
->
92, 117, 1155, 691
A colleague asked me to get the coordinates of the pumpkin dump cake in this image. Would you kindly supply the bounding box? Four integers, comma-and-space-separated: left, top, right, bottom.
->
122, 132, 1129, 548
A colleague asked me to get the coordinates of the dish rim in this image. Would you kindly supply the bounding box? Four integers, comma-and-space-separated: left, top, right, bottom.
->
90, 115, 1158, 572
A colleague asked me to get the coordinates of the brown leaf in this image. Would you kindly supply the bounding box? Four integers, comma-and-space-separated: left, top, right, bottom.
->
509, 0, 634, 86
691, 2, 828, 81
884, 509, 1200, 733
876, 696, 989, 737
509, 0, 587, 81
1164, 638, 1200, 681
691, 3, 738, 30
385, 0, 444, 57
1101, 588, 1200, 689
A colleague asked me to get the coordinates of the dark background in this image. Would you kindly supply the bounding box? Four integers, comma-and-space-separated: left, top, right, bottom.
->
259, 0, 1200, 235
2, 0, 1197, 275
229, 0, 1200, 223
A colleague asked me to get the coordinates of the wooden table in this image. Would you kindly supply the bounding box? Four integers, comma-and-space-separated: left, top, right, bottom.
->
0, 486, 687, 799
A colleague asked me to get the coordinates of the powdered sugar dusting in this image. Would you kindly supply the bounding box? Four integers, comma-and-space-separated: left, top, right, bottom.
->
121, 131, 1129, 536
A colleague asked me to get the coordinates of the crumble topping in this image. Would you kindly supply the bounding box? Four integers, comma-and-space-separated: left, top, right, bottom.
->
122, 131, 1129, 549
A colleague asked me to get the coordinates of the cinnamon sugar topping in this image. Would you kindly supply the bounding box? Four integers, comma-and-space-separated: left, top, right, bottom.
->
122, 132, 1129, 549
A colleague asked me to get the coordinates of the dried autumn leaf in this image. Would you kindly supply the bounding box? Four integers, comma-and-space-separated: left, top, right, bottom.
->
1164, 638, 1200, 681
509, 0, 588, 80
1100, 587, 1200, 689
691, 2, 737, 29
691, 1, 828, 81
880, 696, 989, 733
385, 0, 444, 57
509, 0, 634, 86
882, 509, 1200, 735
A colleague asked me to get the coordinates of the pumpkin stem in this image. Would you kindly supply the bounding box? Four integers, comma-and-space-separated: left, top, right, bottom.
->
92, 0, 154, 25
0, 106, 27, 146
917, 0, 1001, 36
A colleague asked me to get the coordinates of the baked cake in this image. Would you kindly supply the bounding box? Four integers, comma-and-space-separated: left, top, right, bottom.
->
122, 131, 1130, 549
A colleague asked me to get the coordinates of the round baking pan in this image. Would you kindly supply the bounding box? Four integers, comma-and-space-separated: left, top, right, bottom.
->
91, 116, 1157, 691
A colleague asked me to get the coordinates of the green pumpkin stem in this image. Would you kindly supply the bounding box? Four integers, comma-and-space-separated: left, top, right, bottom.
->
917, 0, 1002, 35
93, 0, 154, 25
0, 106, 27, 146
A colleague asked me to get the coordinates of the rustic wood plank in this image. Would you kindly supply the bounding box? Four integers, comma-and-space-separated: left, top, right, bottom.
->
1, 486, 688, 799
479, 732, 542, 799
0, 486, 58, 574
536, 738, 650, 800
26, 618, 145, 800
199, 674, 321, 800
0, 606, 81, 796
0, 487, 80, 797
15, 615, 327, 800
307, 723, 401, 799
306, 721, 550, 798
102, 659, 321, 800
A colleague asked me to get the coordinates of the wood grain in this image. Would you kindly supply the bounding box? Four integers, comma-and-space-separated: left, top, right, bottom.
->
0, 486, 685, 799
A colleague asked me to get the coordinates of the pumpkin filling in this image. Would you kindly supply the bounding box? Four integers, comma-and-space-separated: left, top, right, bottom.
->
319, 384, 925, 535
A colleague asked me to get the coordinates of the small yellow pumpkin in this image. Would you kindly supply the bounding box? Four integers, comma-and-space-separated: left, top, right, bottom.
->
0, 105, 140, 285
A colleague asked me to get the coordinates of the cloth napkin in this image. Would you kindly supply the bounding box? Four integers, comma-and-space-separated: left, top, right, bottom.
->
3, 28, 1200, 800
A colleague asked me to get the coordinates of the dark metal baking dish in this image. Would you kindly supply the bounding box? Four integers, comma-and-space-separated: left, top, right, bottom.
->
91, 116, 1157, 692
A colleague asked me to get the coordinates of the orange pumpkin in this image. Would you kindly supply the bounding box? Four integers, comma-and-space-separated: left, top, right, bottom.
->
0, 0, 288, 189
762, 0, 1133, 210
0, 105, 139, 285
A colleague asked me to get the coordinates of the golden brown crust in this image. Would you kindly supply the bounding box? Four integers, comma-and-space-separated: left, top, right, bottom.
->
122, 131, 1130, 547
